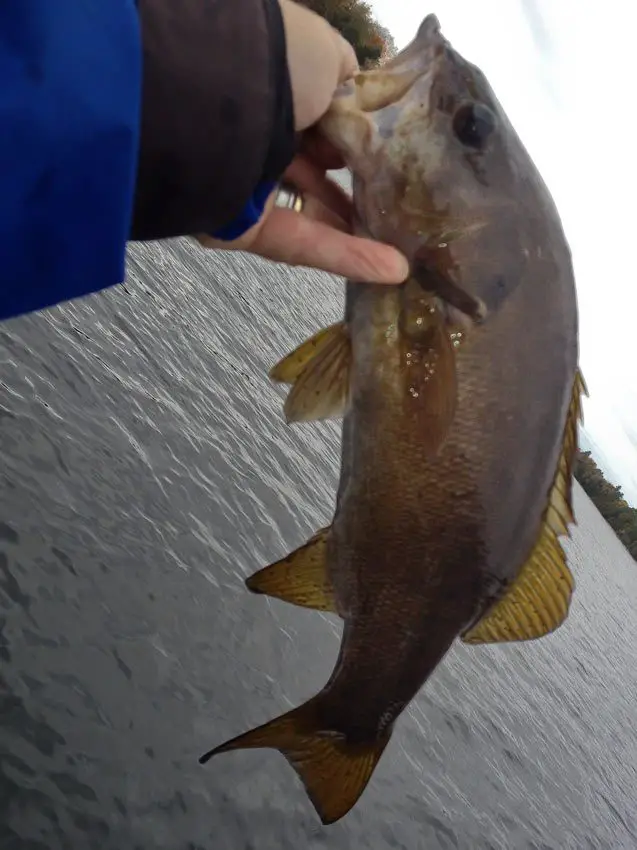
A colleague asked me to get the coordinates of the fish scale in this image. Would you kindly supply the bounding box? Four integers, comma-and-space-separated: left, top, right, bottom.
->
199, 12, 583, 826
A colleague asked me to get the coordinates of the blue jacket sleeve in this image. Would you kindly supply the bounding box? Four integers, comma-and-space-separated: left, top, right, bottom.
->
0, 1, 141, 321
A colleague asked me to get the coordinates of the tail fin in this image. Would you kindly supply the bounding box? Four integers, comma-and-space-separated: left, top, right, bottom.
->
199, 698, 391, 825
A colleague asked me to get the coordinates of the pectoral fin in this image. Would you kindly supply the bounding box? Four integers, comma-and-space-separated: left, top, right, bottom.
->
270, 323, 351, 423
419, 316, 457, 454
401, 303, 458, 455
270, 323, 345, 385
462, 369, 585, 644
246, 528, 338, 614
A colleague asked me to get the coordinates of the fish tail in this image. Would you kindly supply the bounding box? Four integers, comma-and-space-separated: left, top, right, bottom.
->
199, 695, 391, 825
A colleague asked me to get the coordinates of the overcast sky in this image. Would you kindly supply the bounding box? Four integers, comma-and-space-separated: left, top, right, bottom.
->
369, 0, 637, 504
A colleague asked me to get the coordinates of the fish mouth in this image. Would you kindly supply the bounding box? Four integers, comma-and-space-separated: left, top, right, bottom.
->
382, 12, 446, 74
416, 14, 442, 43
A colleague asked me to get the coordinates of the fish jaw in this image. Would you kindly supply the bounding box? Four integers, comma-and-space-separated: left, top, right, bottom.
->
320, 13, 559, 328
319, 13, 451, 253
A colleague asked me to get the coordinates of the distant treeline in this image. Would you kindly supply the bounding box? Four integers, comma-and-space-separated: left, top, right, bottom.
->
575, 450, 637, 560
295, 0, 396, 66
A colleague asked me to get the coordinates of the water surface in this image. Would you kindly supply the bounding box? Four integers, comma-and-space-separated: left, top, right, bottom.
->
1, 238, 636, 849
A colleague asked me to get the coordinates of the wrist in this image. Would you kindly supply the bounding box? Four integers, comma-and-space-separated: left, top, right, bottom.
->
260, 0, 297, 183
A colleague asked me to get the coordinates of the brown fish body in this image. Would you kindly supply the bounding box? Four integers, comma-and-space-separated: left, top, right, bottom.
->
327, 259, 576, 730
201, 14, 582, 825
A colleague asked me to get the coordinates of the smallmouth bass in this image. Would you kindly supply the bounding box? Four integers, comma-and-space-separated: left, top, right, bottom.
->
200, 13, 584, 826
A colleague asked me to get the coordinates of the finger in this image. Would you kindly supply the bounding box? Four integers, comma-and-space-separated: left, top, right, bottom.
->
301, 195, 350, 233
333, 31, 359, 82
251, 208, 409, 284
194, 190, 350, 253
284, 156, 353, 224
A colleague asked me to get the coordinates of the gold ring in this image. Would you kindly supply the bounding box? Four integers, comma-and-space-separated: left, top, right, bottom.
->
274, 184, 305, 214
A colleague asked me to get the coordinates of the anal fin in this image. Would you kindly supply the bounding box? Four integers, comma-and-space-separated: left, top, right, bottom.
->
246, 528, 338, 614
462, 368, 585, 644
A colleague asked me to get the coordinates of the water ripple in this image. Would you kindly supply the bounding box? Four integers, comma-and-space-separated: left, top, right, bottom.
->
0, 233, 635, 848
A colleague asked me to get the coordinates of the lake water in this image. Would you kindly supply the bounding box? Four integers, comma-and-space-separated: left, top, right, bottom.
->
1, 236, 636, 850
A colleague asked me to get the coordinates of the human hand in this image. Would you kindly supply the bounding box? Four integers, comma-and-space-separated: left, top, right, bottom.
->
196, 0, 408, 285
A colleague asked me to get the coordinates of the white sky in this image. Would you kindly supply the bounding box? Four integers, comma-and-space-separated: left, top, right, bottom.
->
370, 0, 637, 504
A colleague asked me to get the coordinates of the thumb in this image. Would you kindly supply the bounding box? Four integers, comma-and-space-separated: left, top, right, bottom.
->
279, 0, 358, 131
334, 31, 359, 83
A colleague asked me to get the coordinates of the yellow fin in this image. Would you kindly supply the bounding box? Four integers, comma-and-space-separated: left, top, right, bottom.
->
269, 322, 345, 386
546, 367, 586, 535
199, 698, 390, 825
271, 323, 351, 423
461, 524, 575, 644
462, 369, 585, 644
246, 528, 337, 613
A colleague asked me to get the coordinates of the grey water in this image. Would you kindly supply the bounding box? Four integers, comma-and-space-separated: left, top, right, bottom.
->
1, 236, 636, 850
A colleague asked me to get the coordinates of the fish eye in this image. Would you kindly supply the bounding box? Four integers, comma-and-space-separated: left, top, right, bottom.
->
452, 102, 496, 150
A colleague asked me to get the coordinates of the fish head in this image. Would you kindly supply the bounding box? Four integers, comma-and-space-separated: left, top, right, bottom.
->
321, 13, 551, 324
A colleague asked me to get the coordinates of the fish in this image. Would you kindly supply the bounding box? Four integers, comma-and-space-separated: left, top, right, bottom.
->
199, 13, 584, 825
